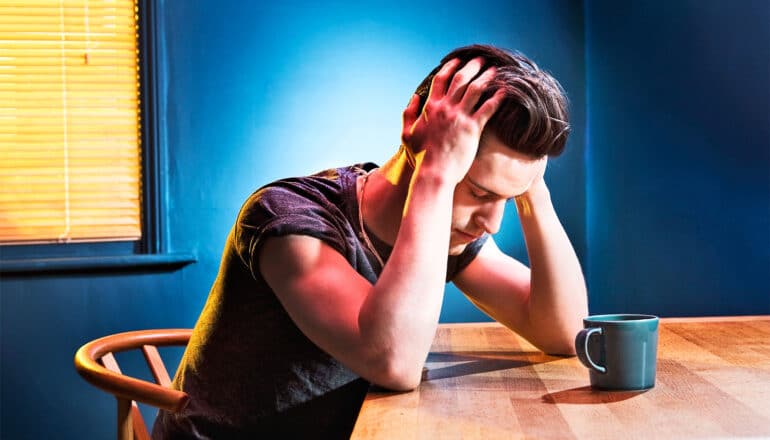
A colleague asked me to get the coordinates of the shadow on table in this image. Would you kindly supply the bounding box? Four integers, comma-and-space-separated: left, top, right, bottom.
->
542, 385, 649, 404
423, 350, 561, 381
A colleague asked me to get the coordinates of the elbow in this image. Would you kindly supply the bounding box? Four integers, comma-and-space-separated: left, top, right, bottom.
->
367, 353, 424, 391
529, 312, 585, 356
540, 340, 577, 356
376, 374, 421, 392
532, 326, 581, 356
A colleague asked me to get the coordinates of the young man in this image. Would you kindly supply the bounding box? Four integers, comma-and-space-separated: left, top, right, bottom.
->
153, 44, 587, 439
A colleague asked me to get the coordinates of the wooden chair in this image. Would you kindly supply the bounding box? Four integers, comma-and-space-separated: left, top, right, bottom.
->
74, 329, 192, 440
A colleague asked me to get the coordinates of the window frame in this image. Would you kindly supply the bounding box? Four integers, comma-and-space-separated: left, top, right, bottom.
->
0, 0, 195, 275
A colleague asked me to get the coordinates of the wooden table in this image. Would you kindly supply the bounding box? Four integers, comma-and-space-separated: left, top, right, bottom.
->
350, 316, 770, 439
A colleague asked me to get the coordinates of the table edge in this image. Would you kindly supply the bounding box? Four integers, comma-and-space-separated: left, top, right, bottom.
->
438, 315, 770, 329
657, 315, 770, 323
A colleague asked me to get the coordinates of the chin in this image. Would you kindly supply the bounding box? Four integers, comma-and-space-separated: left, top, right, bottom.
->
448, 242, 467, 256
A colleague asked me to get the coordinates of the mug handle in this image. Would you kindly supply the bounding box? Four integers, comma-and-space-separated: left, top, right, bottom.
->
575, 327, 607, 373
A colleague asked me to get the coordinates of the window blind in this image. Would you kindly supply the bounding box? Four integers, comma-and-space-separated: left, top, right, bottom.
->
0, 0, 142, 244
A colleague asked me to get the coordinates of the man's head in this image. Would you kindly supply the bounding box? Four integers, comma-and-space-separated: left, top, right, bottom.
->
414, 44, 570, 159
410, 45, 569, 254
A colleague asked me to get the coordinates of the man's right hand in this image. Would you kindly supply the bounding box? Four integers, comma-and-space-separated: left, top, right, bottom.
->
401, 57, 504, 184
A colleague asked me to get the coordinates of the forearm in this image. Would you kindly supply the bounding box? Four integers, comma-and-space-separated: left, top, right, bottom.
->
358, 163, 456, 387
517, 180, 588, 354
356, 57, 503, 388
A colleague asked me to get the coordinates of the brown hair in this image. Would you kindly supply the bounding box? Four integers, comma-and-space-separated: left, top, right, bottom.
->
414, 44, 570, 158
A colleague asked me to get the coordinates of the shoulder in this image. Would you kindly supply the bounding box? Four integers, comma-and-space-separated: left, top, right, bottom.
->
232, 165, 372, 276
240, 164, 371, 219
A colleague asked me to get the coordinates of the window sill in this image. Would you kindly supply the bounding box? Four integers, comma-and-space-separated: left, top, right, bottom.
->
0, 253, 197, 275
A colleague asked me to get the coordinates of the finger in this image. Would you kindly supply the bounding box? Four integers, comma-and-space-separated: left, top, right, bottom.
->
427, 58, 462, 102
402, 93, 421, 131
474, 88, 506, 127
460, 66, 496, 113
447, 57, 484, 103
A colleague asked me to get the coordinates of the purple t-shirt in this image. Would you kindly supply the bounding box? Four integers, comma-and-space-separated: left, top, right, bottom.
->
152, 164, 488, 439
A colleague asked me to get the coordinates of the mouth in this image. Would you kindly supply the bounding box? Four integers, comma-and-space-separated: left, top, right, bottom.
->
454, 229, 482, 242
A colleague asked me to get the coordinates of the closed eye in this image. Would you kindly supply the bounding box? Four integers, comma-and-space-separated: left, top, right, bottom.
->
470, 189, 488, 200
465, 177, 517, 203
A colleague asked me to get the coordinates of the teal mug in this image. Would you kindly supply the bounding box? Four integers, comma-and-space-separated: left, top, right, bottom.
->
574, 314, 659, 390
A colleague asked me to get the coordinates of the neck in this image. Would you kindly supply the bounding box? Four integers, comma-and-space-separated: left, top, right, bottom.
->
359, 148, 415, 246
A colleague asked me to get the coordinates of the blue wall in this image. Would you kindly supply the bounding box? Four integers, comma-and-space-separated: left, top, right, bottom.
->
2, 1, 768, 438
160, 0, 586, 323
584, 0, 770, 315
0, 1, 584, 439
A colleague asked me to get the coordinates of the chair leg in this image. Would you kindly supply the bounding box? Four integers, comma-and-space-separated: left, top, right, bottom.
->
117, 397, 133, 440
131, 401, 151, 440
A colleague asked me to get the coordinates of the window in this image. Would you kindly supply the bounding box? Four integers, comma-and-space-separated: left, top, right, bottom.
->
0, 1, 194, 273
1, 0, 141, 244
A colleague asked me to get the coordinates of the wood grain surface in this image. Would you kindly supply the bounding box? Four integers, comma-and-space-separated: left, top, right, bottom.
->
350, 316, 770, 440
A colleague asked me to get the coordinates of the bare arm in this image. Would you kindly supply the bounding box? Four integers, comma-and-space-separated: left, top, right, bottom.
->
455, 177, 588, 355
260, 58, 505, 390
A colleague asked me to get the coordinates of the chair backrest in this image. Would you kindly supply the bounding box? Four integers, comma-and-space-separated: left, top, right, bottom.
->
74, 329, 192, 440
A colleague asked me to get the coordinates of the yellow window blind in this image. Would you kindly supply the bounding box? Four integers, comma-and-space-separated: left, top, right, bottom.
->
0, 0, 142, 244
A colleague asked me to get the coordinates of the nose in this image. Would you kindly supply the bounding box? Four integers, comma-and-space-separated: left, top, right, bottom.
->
473, 200, 505, 235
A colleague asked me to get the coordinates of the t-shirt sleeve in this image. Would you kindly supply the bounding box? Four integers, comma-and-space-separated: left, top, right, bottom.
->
234, 185, 348, 281
445, 234, 489, 282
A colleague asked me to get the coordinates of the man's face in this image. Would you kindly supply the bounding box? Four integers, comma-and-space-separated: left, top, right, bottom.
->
449, 132, 547, 255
